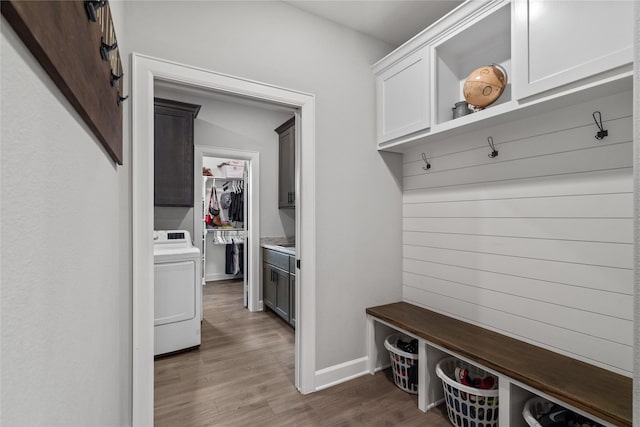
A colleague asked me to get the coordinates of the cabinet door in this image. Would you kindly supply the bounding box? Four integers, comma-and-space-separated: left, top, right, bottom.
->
289, 273, 295, 328
263, 264, 276, 310
277, 122, 295, 209
376, 46, 430, 144
513, 0, 633, 100
274, 267, 290, 322
154, 98, 200, 206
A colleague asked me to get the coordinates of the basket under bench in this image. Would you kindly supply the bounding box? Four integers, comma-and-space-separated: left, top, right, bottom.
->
366, 301, 632, 427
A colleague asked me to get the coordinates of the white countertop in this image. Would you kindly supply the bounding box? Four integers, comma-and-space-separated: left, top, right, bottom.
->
261, 237, 296, 256
261, 243, 296, 256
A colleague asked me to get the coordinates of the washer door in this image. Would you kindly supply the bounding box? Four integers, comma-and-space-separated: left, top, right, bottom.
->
154, 260, 196, 326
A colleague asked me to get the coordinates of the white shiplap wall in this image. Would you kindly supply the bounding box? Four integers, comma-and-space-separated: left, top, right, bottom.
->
402, 90, 633, 376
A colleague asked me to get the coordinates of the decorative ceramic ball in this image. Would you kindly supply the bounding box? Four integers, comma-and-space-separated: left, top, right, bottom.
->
463, 64, 507, 109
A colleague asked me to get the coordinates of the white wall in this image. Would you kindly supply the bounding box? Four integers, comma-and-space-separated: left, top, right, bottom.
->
633, 2, 639, 423
402, 90, 634, 376
1, 2, 131, 425
124, 1, 403, 370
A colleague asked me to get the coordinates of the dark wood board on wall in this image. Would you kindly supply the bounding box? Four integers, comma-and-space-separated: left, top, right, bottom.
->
2, 0, 124, 165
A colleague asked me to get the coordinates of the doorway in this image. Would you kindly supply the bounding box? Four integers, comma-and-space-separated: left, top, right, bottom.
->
131, 53, 317, 426
194, 147, 261, 312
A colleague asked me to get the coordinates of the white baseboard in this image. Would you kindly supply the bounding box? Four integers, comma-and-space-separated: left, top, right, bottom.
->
315, 357, 386, 391
205, 272, 242, 282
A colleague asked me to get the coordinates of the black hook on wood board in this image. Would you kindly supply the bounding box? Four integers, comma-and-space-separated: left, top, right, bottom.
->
117, 92, 128, 107
100, 38, 118, 61
85, 0, 107, 22
110, 70, 123, 87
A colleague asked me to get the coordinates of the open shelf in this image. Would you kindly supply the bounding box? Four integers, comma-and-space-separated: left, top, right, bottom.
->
378, 71, 632, 153
434, 2, 511, 126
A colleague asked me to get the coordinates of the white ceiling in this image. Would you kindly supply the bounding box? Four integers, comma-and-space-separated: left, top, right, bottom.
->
284, 1, 463, 47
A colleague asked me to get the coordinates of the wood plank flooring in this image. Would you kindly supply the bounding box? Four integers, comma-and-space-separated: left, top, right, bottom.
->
154, 279, 451, 426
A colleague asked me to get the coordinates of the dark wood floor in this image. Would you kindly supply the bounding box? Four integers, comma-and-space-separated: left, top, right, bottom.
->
154, 279, 451, 426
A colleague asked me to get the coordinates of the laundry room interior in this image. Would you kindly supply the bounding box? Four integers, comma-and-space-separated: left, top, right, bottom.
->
152, 81, 300, 409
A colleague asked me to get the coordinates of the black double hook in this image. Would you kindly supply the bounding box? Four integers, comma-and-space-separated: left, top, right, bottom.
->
487, 136, 498, 158
117, 92, 128, 107
100, 38, 118, 61
85, 0, 107, 22
421, 153, 431, 170
110, 70, 123, 87
593, 111, 608, 140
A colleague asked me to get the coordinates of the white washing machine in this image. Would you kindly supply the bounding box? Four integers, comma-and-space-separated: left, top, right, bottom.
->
153, 230, 202, 356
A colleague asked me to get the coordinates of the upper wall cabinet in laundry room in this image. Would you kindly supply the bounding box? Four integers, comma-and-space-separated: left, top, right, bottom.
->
373, 0, 633, 153
512, 0, 633, 100
372, 1, 497, 146
372, 0, 512, 150
376, 46, 430, 144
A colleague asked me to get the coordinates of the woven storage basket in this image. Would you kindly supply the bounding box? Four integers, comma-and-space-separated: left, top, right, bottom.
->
435, 357, 499, 427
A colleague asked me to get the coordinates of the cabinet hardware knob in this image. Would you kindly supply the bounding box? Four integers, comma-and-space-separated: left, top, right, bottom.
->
100, 38, 118, 61
85, 0, 107, 22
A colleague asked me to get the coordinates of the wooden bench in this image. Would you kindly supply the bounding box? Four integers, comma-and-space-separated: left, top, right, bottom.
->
366, 302, 632, 427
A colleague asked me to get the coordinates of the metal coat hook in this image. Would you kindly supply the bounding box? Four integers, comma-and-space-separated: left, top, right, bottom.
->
487, 136, 498, 158
421, 153, 431, 170
593, 111, 608, 140
110, 70, 123, 87
85, 0, 107, 22
117, 92, 128, 107
100, 38, 118, 61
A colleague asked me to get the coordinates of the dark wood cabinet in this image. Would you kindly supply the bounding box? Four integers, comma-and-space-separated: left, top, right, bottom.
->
263, 264, 276, 311
275, 117, 295, 209
289, 259, 296, 328
154, 98, 201, 206
263, 248, 296, 327
274, 267, 290, 321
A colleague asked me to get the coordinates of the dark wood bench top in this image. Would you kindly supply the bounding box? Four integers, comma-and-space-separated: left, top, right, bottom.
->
367, 302, 632, 426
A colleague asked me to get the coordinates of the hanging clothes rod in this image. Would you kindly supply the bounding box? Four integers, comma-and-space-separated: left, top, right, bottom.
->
204, 176, 244, 181
210, 229, 246, 245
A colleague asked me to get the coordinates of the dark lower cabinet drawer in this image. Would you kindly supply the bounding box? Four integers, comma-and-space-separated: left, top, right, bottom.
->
263, 248, 289, 271
263, 247, 296, 327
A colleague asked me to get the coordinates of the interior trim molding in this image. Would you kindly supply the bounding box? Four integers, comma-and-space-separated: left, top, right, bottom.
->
314, 357, 373, 391
131, 52, 317, 427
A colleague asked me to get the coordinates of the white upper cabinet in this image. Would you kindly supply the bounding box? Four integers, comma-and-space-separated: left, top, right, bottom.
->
512, 0, 633, 100
373, 0, 634, 152
377, 47, 430, 144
